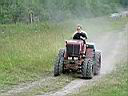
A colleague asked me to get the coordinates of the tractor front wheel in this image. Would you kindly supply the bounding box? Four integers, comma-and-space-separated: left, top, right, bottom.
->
54, 49, 65, 76
81, 58, 93, 79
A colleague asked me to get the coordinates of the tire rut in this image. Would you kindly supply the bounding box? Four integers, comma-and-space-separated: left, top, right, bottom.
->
0, 76, 56, 96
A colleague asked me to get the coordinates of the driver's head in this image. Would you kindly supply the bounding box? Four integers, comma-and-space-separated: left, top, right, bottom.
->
76, 24, 82, 32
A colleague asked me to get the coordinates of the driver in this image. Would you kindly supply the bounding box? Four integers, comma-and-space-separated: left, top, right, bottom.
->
73, 24, 88, 44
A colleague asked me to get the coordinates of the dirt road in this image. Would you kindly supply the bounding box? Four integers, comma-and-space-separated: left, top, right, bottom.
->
1, 22, 127, 96
39, 28, 124, 96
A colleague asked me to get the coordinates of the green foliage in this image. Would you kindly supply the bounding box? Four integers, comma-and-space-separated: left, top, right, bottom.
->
0, 0, 124, 24
120, 0, 128, 7
0, 0, 25, 24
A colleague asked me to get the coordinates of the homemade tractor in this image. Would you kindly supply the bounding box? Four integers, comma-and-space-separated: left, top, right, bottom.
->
54, 40, 101, 79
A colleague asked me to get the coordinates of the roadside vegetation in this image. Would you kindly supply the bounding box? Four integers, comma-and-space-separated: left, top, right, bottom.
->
0, 22, 71, 89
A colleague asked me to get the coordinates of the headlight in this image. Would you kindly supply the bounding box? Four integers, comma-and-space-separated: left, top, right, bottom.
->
68, 57, 72, 60
74, 57, 78, 60
68, 57, 78, 60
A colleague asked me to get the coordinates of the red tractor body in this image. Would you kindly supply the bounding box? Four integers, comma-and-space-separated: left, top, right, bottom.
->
54, 40, 101, 79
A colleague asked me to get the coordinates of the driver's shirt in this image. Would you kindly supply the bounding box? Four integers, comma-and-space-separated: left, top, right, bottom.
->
73, 31, 88, 40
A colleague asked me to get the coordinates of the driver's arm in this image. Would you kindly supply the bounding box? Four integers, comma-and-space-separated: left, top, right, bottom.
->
81, 32, 88, 39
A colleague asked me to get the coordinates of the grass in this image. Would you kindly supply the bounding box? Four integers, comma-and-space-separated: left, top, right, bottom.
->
0, 22, 72, 89
0, 17, 122, 91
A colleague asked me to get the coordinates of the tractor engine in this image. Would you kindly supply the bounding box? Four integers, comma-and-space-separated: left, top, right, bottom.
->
65, 40, 84, 58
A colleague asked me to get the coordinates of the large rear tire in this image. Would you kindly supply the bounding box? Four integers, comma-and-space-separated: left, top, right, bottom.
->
94, 51, 101, 75
54, 49, 65, 76
81, 59, 93, 79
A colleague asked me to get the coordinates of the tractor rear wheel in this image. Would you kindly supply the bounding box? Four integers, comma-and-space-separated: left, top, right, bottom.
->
82, 58, 93, 79
54, 49, 65, 76
94, 51, 101, 75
